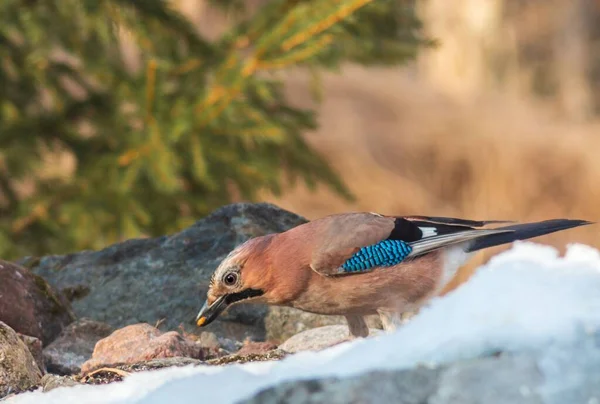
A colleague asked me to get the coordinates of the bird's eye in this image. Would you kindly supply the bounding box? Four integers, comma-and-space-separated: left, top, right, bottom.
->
223, 272, 238, 286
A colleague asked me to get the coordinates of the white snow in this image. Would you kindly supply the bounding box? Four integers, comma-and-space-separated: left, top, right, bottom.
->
8, 241, 600, 404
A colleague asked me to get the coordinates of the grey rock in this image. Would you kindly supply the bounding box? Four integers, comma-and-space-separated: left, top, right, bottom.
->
43, 318, 114, 375
218, 336, 243, 354
18, 203, 342, 342
279, 325, 383, 354
265, 310, 383, 343
196, 331, 241, 354
243, 328, 600, 404
0, 322, 42, 399
265, 307, 345, 343
40, 374, 80, 392
429, 354, 544, 404
244, 366, 442, 404
242, 355, 544, 404
196, 331, 221, 351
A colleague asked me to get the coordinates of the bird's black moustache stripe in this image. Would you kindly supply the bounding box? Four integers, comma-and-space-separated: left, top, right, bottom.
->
224, 288, 264, 305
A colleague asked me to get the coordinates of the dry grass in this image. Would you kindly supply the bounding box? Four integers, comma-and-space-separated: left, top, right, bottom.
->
261, 65, 600, 289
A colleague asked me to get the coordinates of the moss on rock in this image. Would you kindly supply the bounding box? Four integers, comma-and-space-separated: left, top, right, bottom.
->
0, 322, 42, 398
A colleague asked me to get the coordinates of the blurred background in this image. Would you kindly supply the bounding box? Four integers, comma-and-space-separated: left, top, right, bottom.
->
1, 0, 599, 286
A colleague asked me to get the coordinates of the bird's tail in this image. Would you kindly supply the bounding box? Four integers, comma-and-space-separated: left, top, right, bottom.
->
465, 219, 593, 252
407, 219, 593, 258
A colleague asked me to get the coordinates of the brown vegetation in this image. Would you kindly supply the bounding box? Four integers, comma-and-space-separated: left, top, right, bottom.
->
184, 0, 600, 290
262, 65, 600, 288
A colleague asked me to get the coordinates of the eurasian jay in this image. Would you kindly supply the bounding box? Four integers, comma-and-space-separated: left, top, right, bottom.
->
195, 213, 591, 337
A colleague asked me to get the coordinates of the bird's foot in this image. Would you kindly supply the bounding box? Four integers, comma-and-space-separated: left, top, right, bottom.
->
345, 315, 369, 338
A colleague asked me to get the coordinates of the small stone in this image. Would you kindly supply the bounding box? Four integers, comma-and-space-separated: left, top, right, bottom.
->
196, 331, 234, 355
41, 374, 80, 392
0, 321, 43, 399
279, 325, 383, 354
197, 331, 221, 350
237, 340, 279, 356
218, 336, 243, 353
43, 318, 114, 375
80, 323, 209, 374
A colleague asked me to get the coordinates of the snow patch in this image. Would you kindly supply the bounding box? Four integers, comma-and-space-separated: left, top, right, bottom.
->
9, 241, 600, 404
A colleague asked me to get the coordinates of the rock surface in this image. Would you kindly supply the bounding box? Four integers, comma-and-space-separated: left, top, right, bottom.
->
264, 307, 346, 342
80, 323, 209, 374
40, 374, 80, 392
0, 259, 74, 346
241, 354, 552, 404
241, 325, 600, 404
0, 322, 43, 398
195, 331, 241, 354
236, 341, 279, 356
17, 334, 45, 375
19, 203, 348, 342
279, 325, 383, 353
264, 309, 384, 343
43, 318, 114, 375
205, 349, 288, 366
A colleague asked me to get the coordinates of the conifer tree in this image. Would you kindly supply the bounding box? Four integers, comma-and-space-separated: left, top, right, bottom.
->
0, 0, 429, 259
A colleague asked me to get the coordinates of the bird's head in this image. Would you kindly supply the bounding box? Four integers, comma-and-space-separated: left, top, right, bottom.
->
195, 235, 274, 328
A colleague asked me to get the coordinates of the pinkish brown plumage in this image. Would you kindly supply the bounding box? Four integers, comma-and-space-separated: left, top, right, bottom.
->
195, 212, 592, 337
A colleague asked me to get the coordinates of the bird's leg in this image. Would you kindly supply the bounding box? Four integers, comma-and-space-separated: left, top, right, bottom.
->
377, 309, 405, 333
345, 315, 369, 338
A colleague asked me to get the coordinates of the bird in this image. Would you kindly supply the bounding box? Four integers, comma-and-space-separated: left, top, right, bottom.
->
195, 212, 593, 338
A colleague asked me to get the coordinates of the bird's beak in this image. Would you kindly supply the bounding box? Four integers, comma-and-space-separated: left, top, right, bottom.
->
195, 288, 265, 327
195, 296, 228, 327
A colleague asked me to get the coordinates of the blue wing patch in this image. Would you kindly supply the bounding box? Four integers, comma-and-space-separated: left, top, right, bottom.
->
341, 239, 413, 273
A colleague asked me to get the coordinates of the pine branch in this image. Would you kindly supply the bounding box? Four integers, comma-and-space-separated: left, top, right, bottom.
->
113, 0, 215, 56
281, 0, 374, 52
194, 0, 378, 126
0, 0, 426, 259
